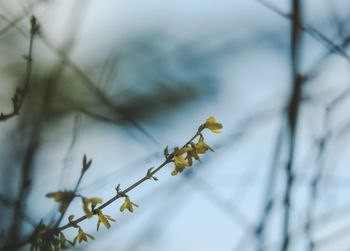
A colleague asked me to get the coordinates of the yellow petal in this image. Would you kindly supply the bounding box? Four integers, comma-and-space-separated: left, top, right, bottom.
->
97, 211, 115, 230
186, 153, 193, 166
82, 198, 93, 218
176, 146, 192, 155
120, 203, 126, 212
101, 217, 110, 229
46, 192, 62, 202
120, 197, 138, 213
97, 220, 101, 231
204, 116, 223, 133
127, 203, 133, 212
90, 197, 103, 206
174, 155, 188, 167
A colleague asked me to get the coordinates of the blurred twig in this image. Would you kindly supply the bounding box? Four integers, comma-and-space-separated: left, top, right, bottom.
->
255, 117, 286, 251
6, 16, 39, 244
38, 32, 161, 147
189, 171, 252, 227
260, 200, 350, 250
0, 0, 45, 37
0, 2, 161, 146
256, 0, 350, 62
304, 109, 330, 251
59, 114, 81, 186
0, 194, 36, 227
8, 1, 89, 245
281, 1, 303, 250
0, 16, 38, 121
53, 155, 91, 229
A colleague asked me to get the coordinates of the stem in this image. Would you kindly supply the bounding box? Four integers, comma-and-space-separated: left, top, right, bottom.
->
281, 1, 303, 251
53, 169, 86, 228
4, 124, 204, 251
55, 130, 200, 232
0, 16, 38, 121
7, 16, 38, 244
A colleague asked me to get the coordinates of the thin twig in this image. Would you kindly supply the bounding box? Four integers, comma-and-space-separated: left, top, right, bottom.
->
6, 16, 39, 246
59, 114, 81, 186
304, 111, 329, 251
0, 194, 36, 227
258, 200, 350, 251
0, 0, 45, 37
53, 160, 88, 229
189, 174, 252, 227
8, 2, 88, 245
256, 0, 350, 62
57, 130, 200, 233
0, 16, 38, 121
255, 117, 286, 251
8, 126, 206, 251
38, 32, 161, 147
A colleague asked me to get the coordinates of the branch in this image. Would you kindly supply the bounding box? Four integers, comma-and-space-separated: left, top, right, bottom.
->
304, 114, 329, 251
255, 117, 286, 251
6, 16, 39, 248
56, 131, 200, 232
0, 194, 36, 227
4, 117, 222, 251
38, 32, 161, 147
256, 0, 350, 62
281, 1, 303, 251
0, 0, 45, 37
0, 16, 39, 121
53, 155, 91, 229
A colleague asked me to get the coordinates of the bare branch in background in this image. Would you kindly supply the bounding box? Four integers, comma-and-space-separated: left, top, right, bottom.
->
0, 194, 36, 227
0, 16, 38, 121
255, 118, 286, 251
0, 0, 45, 37
8, 1, 90, 244
256, 0, 350, 62
304, 110, 329, 251
281, 1, 303, 250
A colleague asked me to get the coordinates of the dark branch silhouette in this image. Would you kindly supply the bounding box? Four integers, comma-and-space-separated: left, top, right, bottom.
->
0, 16, 38, 122
281, 1, 303, 250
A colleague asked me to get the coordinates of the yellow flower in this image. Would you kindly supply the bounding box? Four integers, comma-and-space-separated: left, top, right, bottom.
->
120, 196, 139, 213
171, 147, 192, 176
175, 146, 192, 155
73, 228, 94, 245
186, 144, 200, 166
195, 136, 214, 154
174, 155, 187, 170
46, 190, 74, 213
96, 210, 115, 231
82, 197, 103, 218
204, 116, 223, 133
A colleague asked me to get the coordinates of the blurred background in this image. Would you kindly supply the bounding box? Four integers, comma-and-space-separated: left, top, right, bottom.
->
1, 0, 350, 250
